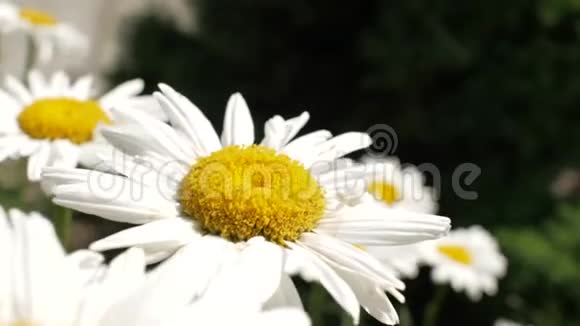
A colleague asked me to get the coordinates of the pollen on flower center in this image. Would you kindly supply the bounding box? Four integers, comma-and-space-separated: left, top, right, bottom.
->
368, 181, 401, 205
179, 145, 326, 244
17, 98, 112, 144
438, 245, 473, 265
20, 8, 57, 26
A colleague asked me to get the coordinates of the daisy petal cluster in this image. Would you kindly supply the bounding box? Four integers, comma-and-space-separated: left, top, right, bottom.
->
0, 70, 163, 181
0, 2, 87, 64
42, 85, 451, 325
0, 204, 310, 326
0, 205, 145, 326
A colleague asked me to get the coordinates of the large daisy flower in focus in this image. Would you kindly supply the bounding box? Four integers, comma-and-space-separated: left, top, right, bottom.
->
0, 70, 164, 181
361, 157, 438, 278
102, 236, 310, 326
43, 85, 451, 324
422, 226, 507, 301
0, 205, 146, 326
0, 3, 87, 64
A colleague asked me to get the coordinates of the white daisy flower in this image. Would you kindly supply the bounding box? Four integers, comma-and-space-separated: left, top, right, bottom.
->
360, 157, 438, 278
422, 225, 507, 301
0, 205, 146, 326
103, 236, 310, 326
0, 2, 87, 64
0, 70, 164, 181
362, 156, 438, 214
42, 84, 451, 325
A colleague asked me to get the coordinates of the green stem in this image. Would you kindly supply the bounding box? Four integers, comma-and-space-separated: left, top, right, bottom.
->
308, 286, 327, 326
399, 304, 415, 326
340, 311, 354, 326
54, 206, 73, 251
423, 286, 448, 326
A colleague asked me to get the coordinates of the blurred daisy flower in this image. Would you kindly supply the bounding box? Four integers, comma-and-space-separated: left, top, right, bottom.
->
362, 156, 438, 214
43, 85, 451, 325
494, 318, 532, 326
0, 70, 164, 181
0, 205, 146, 326
360, 158, 438, 279
422, 226, 507, 301
0, 2, 87, 65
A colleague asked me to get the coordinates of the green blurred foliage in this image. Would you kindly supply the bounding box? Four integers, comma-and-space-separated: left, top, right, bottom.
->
105, 0, 580, 324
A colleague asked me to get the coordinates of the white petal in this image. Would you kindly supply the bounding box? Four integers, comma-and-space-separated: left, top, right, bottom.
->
49, 71, 70, 96
100, 237, 239, 326
27, 142, 51, 181
157, 84, 222, 156
261, 112, 309, 150
285, 243, 360, 324
253, 309, 311, 326
70, 75, 94, 100
264, 274, 303, 310
27, 70, 49, 98
99, 79, 145, 110
90, 218, 200, 252
318, 204, 451, 245
298, 232, 404, 290
200, 237, 284, 312
334, 268, 400, 325
221, 92, 254, 146
122, 95, 167, 121
107, 107, 195, 163
5, 75, 32, 104
314, 132, 372, 163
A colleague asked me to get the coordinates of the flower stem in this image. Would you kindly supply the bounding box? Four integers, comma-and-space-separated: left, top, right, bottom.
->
423, 286, 448, 326
54, 206, 73, 250
308, 286, 327, 326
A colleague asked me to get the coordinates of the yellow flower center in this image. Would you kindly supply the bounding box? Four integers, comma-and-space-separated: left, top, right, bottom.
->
368, 181, 401, 205
17, 98, 112, 144
179, 145, 326, 244
437, 245, 473, 265
19, 8, 57, 26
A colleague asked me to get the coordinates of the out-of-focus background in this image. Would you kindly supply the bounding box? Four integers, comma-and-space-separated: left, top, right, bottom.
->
3, 0, 580, 325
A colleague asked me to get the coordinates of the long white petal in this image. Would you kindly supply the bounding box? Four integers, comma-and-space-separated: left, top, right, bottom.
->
285, 243, 360, 324
157, 84, 222, 156
5, 75, 32, 104
221, 92, 254, 146
90, 218, 200, 252
99, 79, 144, 110
27, 142, 51, 181
298, 233, 404, 290
264, 274, 303, 310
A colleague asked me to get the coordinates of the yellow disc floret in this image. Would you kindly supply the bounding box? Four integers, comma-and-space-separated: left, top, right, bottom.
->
368, 181, 401, 205
180, 145, 326, 244
18, 98, 112, 144
437, 245, 473, 265
20, 8, 57, 26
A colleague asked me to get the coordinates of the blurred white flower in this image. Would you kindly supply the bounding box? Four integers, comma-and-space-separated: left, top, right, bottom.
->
362, 156, 438, 214
422, 226, 507, 301
0, 205, 146, 326
494, 318, 532, 326
359, 157, 438, 279
0, 2, 87, 65
0, 70, 163, 181
43, 84, 451, 325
